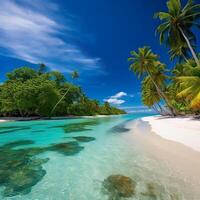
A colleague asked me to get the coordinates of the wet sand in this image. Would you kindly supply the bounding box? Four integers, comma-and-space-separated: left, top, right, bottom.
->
126, 119, 200, 199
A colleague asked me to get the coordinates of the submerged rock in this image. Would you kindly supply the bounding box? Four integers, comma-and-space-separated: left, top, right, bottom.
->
0, 143, 48, 197
0, 126, 31, 134
140, 182, 182, 200
73, 136, 96, 142
4, 165, 46, 197
48, 141, 84, 156
103, 175, 136, 199
141, 182, 157, 199
3, 140, 35, 148
109, 124, 129, 134
63, 120, 99, 133
0, 133, 87, 197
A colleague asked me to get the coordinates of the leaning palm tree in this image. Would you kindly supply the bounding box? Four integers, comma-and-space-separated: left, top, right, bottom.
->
50, 71, 79, 116
169, 40, 190, 62
128, 46, 176, 115
155, 0, 200, 65
142, 76, 165, 114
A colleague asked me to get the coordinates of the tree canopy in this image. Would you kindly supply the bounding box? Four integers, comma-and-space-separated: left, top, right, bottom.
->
0, 66, 126, 117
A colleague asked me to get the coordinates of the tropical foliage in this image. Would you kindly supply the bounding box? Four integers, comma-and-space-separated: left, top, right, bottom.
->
154, 0, 200, 65
129, 0, 200, 116
0, 66, 125, 117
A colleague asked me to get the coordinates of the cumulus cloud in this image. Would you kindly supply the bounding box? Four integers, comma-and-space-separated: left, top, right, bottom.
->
104, 91, 127, 105
0, 0, 103, 74
105, 99, 125, 105
111, 92, 127, 99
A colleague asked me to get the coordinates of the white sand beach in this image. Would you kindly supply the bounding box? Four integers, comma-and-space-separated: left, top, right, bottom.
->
0, 119, 9, 123
125, 118, 200, 199
142, 116, 200, 152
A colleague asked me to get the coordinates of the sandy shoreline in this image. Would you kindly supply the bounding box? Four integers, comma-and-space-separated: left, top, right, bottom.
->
0, 119, 10, 123
125, 119, 200, 199
142, 116, 200, 152
0, 114, 122, 123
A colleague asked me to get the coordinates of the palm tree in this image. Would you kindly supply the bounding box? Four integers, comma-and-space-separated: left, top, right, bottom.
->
169, 40, 190, 62
128, 46, 177, 115
38, 63, 46, 75
71, 71, 79, 80
142, 76, 163, 114
50, 71, 79, 116
155, 0, 200, 66
175, 65, 200, 110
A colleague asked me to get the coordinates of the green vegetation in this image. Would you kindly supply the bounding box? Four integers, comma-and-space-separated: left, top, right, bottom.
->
129, 0, 200, 116
0, 66, 125, 117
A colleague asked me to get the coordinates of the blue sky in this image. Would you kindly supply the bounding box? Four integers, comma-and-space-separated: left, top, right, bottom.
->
0, 0, 199, 113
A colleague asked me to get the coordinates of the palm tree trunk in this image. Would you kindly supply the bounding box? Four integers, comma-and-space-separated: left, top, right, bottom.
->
145, 67, 176, 116
182, 53, 189, 63
178, 27, 200, 66
50, 87, 71, 116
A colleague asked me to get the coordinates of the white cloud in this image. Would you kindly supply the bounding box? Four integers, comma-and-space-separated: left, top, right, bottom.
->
0, 0, 103, 75
111, 91, 127, 99
105, 99, 125, 105
104, 91, 127, 105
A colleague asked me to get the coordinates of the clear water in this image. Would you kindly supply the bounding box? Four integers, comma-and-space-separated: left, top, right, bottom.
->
0, 113, 193, 199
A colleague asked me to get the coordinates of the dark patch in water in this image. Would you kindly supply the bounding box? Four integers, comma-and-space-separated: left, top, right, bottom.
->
47, 119, 100, 134
48, 141, 84, 156
102, 174, 136, 200
0, 143, 48, 197
0, 139, 85, 197
109, 124, 130, 134
63, 120, 100, 134
3, 140, 35, 148
34, 124, 47, 126
140, 182, 182, 200
141, 182, 157, 199
31, 130, 45, 133
0, 126, 27, 130
0, 120, 99, 197
49, 125, 65, 128
0, 127, 31, 134
73, 136, 96, 142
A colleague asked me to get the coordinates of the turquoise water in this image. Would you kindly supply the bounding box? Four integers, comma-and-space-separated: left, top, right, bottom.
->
0, 113, 190, 199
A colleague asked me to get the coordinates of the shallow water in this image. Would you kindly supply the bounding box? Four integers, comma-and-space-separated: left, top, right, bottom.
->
0, 113, 198, 199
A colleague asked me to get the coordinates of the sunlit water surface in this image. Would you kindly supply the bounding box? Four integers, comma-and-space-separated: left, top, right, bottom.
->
0, 113, 195, 200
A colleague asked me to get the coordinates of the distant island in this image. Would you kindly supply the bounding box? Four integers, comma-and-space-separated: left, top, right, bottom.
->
0, 65, 126, 118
